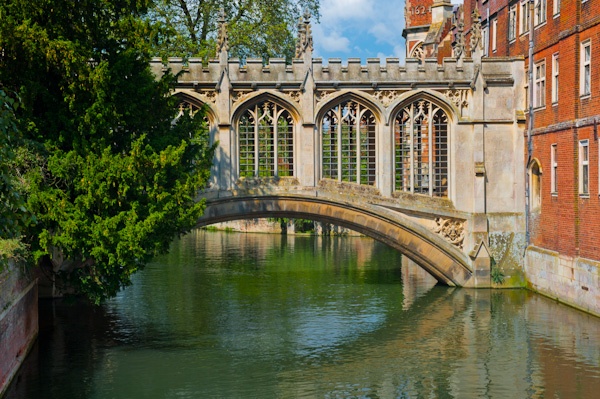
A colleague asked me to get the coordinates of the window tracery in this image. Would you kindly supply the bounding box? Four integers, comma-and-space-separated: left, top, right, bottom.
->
394, 99, 449, 197
321, 100, 376, 186
238, 101, 294, 178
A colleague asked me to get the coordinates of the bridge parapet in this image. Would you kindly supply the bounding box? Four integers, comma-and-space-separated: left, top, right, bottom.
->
152, 56, 520, 90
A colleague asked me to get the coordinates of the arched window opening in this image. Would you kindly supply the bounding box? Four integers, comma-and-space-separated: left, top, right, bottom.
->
410, 42, 425, 61
394, 100, 449, 197
530, 160, 542, 212
322, 100, 376, 185
238, 101, 294, 178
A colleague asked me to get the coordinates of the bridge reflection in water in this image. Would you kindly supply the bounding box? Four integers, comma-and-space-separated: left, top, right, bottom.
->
5, 231, 599, 399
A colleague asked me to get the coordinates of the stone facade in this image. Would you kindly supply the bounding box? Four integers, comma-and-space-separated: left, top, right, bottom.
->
153, 9, 526, 288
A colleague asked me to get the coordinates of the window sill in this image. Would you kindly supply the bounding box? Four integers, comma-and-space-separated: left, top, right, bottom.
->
551, 192, 558, 197
580, 94, 591, 100
552, 101, 558, 107
534, 21, 547, 31
553, 13, 560, 19
579, 194, 590, 199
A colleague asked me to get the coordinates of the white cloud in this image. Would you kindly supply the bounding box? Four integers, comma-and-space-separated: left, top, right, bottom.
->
320, 0, 376, 22
313, 0, 407, 62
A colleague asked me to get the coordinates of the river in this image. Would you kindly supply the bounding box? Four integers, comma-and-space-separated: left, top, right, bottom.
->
5, 230, 600, 398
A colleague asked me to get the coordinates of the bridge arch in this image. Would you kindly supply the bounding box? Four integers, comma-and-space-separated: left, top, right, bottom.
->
197, 193, 475, 287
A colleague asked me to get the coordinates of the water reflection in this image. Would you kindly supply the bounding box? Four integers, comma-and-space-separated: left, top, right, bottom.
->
6, 230, 600, 399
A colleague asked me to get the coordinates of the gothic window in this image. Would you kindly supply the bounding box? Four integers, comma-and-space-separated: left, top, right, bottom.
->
321, 100, 376, 185
410, 43, 425, 61
238, 101, 294, 178
394, 100, 449, 197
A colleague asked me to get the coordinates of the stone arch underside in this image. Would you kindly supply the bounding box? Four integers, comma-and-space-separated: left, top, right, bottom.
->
197, 194, 475, 287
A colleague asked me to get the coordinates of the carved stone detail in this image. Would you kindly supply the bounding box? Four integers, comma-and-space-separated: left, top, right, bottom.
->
216, 9, 229, 54
444, 89, 469, 110
371, 90, 404, 107
470, 8, 482, 52
432, 217, 465, 249
315, 90, 336, 104
295, 11, 313, 58
232, 91, 253, 105
196, 90, 217, 104
285, 90, 302, 104
454, 22, 465, 60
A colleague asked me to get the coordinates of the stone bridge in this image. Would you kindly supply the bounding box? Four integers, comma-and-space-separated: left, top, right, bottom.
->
152, 13, 527, 287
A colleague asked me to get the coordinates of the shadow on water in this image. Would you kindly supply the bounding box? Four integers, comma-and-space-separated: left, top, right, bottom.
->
5, 230, 600, 399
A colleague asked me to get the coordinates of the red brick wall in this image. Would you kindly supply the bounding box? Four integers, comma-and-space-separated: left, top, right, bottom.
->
405, 0, 434, 28
469, 0, 600, 260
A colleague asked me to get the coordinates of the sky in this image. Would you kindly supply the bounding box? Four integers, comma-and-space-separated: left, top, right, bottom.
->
311, 0, 408, 63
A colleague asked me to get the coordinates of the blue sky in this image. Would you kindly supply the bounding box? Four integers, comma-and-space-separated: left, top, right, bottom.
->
312, 0, 407, 63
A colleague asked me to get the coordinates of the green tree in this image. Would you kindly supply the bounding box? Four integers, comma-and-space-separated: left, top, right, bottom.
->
0, 0, 214, 302
150, 0, 319, 61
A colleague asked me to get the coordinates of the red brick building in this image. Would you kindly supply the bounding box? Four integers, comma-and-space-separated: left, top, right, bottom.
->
404, 0, 600, 314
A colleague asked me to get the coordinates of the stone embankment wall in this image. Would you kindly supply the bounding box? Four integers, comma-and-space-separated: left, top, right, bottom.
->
0, 261, 38, 396
207, 219, 361, 236
526, 247, 600, 317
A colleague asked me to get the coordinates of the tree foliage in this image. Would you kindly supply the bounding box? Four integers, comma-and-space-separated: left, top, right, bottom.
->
150, 0, 320, 61
0, 90, 29, 240
0, 0, 214, 302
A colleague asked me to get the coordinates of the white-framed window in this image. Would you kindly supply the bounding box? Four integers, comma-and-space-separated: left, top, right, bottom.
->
492, 19, 498, 52
482, 26, 489, 56
552, 53, 559, 104
553, 0, 560, 15
534, 0, 547, 26
509, 5, 517, 41
534, 60, 546, 108
551, 144, 558, 194
579, 140, 589, 195
520, 1, 530, 35
580, 40, 591, 97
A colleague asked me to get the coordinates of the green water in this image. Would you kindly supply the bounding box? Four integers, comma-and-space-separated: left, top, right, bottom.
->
5, 230, 600, 398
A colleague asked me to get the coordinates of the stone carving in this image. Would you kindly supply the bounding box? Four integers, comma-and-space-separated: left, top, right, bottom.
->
470, 8, 482, 52
372, 90, 403, 107
315, 90, 336, 104
216, 9, 229, 54
433, 217, 465, 249
232, 90, 253, 104
444, 89, 469, 110
454, 22, 466, 60
285, 90, 302, 104
197, 90, 217, 104
295, 11, 313, 58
